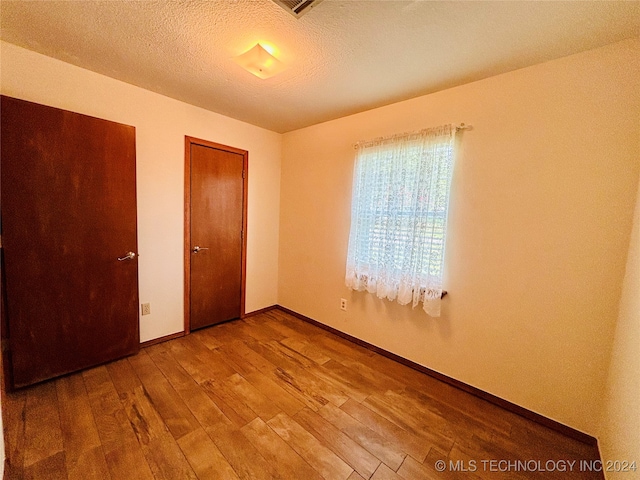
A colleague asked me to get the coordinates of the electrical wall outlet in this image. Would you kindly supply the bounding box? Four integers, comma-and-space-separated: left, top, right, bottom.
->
141, 303, 151, 316
340, 298, 347, 311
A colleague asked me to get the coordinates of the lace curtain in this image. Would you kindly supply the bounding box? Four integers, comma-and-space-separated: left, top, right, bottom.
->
345, 124, 455, 316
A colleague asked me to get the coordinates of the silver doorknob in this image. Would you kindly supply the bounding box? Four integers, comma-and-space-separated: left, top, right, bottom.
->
192, 246, 209, 254
117, 251, 136, 261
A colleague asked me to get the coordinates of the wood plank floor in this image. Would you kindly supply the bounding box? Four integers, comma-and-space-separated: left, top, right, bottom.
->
2, 309, 603, 479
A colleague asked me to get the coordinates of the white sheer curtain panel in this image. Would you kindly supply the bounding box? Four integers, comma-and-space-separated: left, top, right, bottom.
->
345, 124, 455, 316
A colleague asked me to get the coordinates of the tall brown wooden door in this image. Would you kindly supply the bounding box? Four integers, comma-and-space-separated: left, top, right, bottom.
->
185, 137, 247, 331
0, 96, 140, 388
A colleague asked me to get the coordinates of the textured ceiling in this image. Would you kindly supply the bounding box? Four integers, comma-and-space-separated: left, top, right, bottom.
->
1, 1, 639, 133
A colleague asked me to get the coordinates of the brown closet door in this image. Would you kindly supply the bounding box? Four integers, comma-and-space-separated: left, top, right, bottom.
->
1, 96, 140, 388
188, 142, 246, 330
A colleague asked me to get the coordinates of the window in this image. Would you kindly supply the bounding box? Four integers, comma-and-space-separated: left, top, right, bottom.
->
345, 124, 455, 316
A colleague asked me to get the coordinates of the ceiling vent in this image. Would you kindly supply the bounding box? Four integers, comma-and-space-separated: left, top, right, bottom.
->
272, 0, 323, 18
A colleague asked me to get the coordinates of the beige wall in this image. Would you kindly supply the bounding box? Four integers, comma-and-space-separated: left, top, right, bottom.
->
279, 38, 640, 435
0, 41, 282, 342
600, 180, 640, 477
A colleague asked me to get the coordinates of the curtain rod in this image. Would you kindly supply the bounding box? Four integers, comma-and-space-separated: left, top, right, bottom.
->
353, 123, 472, 149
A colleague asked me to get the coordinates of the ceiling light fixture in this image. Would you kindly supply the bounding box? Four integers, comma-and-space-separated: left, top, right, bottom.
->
233, 43, 285, 79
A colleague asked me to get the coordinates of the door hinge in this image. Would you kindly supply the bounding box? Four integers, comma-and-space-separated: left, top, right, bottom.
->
1, 338, 10, 353
241, 230, 244, 240
242, 170, 246, 179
